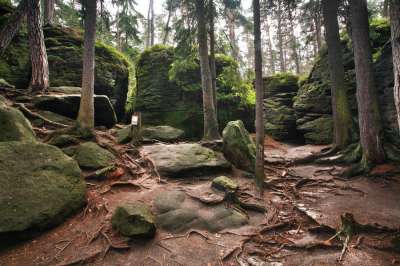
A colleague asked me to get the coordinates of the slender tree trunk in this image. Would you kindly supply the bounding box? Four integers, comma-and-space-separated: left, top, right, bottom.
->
277, 0, 286, 72
264, 15, 275, 74
195, 0, 220, 140
150, 0, 155, 46
226, 8, 238, 61
27, 0, 49, 92
146, 0, 151, 47
44, 0, 55, 25
163, 5, 172, 44
383, 0, 389, 17
288, 8, 300, 74
253, 0, 264, 188
77, 0, 97, 129
350, 0, 385, 164
0, 0, 28, 55
209, 0, 218, 114
391, 0, 400, 131
322, 0, 353, 149
314, 15, 322, 52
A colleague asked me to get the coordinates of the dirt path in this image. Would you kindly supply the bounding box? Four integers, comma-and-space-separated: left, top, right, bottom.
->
0, 135, 399, 266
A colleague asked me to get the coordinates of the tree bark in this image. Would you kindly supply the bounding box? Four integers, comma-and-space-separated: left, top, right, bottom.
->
77, 0, 97, 129
383, 0, 389, 17
44, 0, 56, 25
0, 0, 28, 55
277, 0, 286, 72
263, 15, 275, 74
27, 0, 49, 92
209, 0, 218, 114
226, 8, 238, 61
195, 0, 220, 140
322, 0, 353, 149
288, 7, 300, 74
163, 4, 172, 44
253, 0, 265, 188
350, 0, 385, 164
391, 0, 400, 131
150, 0, 155, 46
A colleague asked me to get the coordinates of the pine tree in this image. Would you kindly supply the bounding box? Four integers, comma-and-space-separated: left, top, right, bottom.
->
391, 0, 400, 131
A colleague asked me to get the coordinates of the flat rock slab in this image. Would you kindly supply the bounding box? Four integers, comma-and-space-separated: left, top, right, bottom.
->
265, 144, 329, 164
141, 143, 230, 177
295, 175, 400, 231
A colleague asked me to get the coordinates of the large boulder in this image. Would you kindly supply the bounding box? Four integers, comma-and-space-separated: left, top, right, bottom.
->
135, 45, 255, 138
264, 73, 300, 141
0, 100, 36, 142
33, 94, 117, 128
65, 142, 116, 170
222, 120, 256, 172
0, 142, 86, 242
141, 143, 231, 177
0, 12, 131, 119
111, 203, 156, 238
141, 125, 184, 142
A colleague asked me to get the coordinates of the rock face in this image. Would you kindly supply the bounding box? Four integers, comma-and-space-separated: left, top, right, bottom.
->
154, 191, 248, 232
0, 142, 86, 240
111, 203, 156, 238
135, 45, 255, 138
66, 142, 116, 170
222, 120, 256, 172
0, 100, 36, 142
141, 143, 231, 177
264, 73, 300, 141
33, 94, 117, 128
141, 125, 184, 142
0, 12, 131, 119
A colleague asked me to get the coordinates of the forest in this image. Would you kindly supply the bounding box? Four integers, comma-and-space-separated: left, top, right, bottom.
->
0, 0, 400, 265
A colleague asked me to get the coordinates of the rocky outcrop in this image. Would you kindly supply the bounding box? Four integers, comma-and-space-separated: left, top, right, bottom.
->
112, 203, 156, 238
141, 143, 231, 177
0, 141, 86, 241
0, 99, 36, 142
141, 125, 184, 142
0, 7, 131, 120
33, 94, 117, 128
264, 73, 300, 141
135, 45, 255, 138
222, 120, 256, 172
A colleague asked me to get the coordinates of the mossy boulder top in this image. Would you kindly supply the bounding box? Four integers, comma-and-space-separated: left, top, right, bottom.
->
111, 203, 156, 238
0, 142, 86, 240
0, 18, 131, 119
212, 176, 238, 192
65, 142, 116, 170
142, 125, 184, 142
0, 100, 36, 142
141, 143, 231, 177
222, 120, 256, 173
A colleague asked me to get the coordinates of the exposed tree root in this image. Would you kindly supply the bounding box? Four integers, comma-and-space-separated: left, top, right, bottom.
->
16, 103, 69, 128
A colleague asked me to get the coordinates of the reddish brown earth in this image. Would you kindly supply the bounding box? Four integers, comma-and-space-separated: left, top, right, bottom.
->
0, 132, 399, 266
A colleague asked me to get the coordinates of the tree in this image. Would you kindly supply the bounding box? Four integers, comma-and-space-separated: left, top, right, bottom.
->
146, 0, 155, 47
77, 0, 97, 129
27, 0, 49, 92
0, 0, 28, 54
253, 0, 264, 187
209, 0, 218, 114
350, 0, 385, 165
195, 0, 220, 140
44, 0, 56, 25
322, 0, 353, 149
276, 0, 286, 72
391, 0, 400, 131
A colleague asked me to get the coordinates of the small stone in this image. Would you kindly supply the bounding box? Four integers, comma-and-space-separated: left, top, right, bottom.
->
212, 176, 238, 192
49, 134, 80, 147
111, 203, 156, 238
73, 142, 115, 170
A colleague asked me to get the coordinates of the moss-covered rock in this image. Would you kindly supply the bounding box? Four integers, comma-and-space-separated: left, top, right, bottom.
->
111, 203, 156, 238
222, 120, 256, 172
135, 45, 255, 138
48, 134, 80, 147
70, 142, 116, 170
0, 101, 36, 142
297, 115, 333, 144
212, 176, 238, 192
263, 73, 300, 141
141, 125, 184, 142
33, 94, 117, 128
141, 143, 231, 177
0, 142, 86, 242
0, 10, 131, 119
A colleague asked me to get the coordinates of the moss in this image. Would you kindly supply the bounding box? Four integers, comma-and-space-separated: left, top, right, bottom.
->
72, 142, 116, 170
0, 102, 36, 142
212, 176, 238, 192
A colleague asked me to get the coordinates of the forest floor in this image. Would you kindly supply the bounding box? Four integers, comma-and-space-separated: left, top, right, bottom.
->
0, 130, 400, 266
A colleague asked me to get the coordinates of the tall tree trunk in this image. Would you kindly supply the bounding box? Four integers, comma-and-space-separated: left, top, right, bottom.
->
27, 0, 49, 92
288, 7, 300, 74
383, 0, 389, 17
391, 0, 400, 131
163, 4, 172, 44
77, 0, 97, 129
277, 0, 286, 72
0, 0, 28, 54
209, 0, 218, 114
44, 0, 55, 25
195, 0, 220, 140
226, 8, 238, 61
322, 0, 353, 149
350, 0, 385, 164
150, 0, 155, 46
264, 15, 275, 74
146, 0, 151, 47
253, 0, 264, 188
